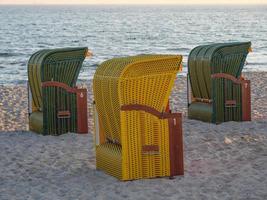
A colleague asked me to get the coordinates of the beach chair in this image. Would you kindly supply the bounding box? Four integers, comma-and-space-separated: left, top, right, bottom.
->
28, 47, 91, 135
187, 42, 252, 123
93, 55, 184, 180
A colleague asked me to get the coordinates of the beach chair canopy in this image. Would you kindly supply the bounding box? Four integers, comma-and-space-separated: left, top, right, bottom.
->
28, 47, 88, 111
93, 55, 184, 180
28, 47, 88, 135
188, 42, 251, 123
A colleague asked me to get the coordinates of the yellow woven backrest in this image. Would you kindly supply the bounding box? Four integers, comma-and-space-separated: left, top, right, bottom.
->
93, 55, 183, 144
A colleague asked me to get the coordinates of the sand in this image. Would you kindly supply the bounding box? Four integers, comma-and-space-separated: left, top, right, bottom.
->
0, 72, 266, 200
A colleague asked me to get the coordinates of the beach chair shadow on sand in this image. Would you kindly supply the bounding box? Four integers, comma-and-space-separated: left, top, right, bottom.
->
187, 42, 252, 123
93, 55, 184, 180
28, 47, 90, 135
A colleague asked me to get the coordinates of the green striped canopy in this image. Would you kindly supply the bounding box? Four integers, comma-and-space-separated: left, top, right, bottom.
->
28, 47, 88, 111
188, 42, 251, 100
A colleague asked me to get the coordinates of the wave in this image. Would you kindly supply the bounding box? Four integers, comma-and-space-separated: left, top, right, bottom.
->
0, 53, 21, 57
246, 62, 267, 66
166, 47, 191, 52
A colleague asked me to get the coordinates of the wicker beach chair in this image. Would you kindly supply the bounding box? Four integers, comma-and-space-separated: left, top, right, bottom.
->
93, 55, 184, 180
28, 47, 91, 135
187, 42, 252, 123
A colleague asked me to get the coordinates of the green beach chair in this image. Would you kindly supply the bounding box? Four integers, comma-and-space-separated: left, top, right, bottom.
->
28, 47, 90, 135
187, 42, 252, 123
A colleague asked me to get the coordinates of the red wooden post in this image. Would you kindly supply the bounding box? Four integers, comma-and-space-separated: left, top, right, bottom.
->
242, 80, 251, 121
76, 89, 88, 134
169, 114, 184, 176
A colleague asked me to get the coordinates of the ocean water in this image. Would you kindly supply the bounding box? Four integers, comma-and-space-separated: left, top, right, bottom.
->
0, 5, 267, 84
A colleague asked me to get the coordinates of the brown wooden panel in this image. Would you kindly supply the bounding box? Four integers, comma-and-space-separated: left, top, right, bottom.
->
169, 116, 184, 177
142, 145, 159, 153
242, 80, 251, 121
57, 110, 71, 118
225, 100, 237, 106
76, 89, 88, 134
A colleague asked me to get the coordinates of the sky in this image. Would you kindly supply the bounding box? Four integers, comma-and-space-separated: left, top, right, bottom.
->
0, 0, 267, 5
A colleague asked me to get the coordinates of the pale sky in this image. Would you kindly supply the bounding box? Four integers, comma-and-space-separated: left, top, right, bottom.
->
0, 0, 267, 5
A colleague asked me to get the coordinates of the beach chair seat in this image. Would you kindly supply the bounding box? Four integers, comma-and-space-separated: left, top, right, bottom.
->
187, 42, 252, 123
188, 102, 213, 122
28, 47, 90, 135
93, 55, 184, 180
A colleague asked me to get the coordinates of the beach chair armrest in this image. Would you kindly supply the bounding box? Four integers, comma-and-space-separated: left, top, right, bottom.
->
211, 73, 247, 84
121, 104, 181, 119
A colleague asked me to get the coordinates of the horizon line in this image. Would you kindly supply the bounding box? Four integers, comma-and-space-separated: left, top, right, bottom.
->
1, 3, 267, 5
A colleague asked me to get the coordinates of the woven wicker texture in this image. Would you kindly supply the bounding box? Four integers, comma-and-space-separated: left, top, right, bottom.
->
188, 42, 251, 123
120, 111, 171, 180
93, 55, 182, 143
28, 47, 88, 135
93, 55, 182, 180
28, 47, 88, 111
96, 143, 122, 180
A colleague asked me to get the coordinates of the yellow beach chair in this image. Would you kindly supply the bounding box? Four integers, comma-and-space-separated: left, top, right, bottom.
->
93, 55, 184, 180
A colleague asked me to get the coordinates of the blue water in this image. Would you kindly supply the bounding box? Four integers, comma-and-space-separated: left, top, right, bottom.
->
0, 5, 267, 84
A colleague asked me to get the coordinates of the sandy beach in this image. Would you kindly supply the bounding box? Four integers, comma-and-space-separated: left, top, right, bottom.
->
0, 72, 266, 200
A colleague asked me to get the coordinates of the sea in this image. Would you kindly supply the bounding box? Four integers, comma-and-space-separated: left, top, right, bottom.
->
0, 5, 267, 85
